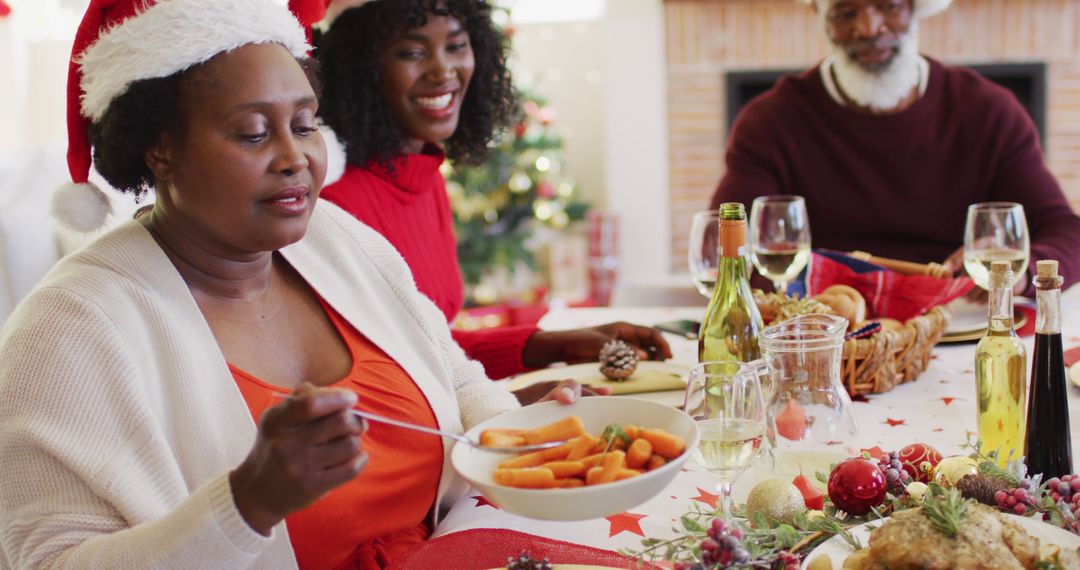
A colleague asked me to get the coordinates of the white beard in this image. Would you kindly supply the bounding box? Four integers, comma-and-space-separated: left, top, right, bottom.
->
830, 21, 921, 112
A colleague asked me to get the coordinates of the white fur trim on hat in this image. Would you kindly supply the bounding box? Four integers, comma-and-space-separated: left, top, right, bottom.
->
51, 181, 114, 233
799, 0, 952, 19
78, 0, 310, 122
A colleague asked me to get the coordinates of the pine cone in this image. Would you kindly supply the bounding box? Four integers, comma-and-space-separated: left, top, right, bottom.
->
956, 473, 1010, 506
506, 552, 553, 570
598, 339, 639, 381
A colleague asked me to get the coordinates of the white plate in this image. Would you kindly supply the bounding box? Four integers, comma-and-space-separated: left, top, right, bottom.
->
945, 297, 990, 335
800, 513, 1080, 569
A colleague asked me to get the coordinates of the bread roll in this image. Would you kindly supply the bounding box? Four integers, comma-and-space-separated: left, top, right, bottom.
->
819, 285, 866, 324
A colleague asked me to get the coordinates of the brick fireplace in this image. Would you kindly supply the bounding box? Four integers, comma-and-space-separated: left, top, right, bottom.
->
664, 0, 1080, 271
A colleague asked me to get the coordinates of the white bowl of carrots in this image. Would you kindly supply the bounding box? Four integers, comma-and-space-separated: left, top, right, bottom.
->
451, 397, 699, 521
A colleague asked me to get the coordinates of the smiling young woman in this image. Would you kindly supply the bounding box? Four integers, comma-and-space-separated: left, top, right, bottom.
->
318, 0, 673, 384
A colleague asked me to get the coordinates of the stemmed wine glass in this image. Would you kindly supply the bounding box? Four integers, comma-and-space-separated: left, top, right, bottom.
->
749, 196, 811, 294
688, 210, 721, 298
683, 361, 767, 519
963, 202, 1030, 291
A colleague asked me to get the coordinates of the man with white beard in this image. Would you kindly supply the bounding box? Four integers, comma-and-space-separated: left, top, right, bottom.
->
709, 0, 1080, 294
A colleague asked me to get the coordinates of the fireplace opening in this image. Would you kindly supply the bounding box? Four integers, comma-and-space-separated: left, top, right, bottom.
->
725, 62, 1046, 148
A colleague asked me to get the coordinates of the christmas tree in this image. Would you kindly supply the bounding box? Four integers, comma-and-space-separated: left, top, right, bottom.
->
444, 91, 590, 306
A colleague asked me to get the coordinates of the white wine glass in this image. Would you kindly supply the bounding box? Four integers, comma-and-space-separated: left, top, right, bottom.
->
688, 210, 721, 298
749, 195, 811, 294
963, 202, 1030, 291
683, 360, 767, 520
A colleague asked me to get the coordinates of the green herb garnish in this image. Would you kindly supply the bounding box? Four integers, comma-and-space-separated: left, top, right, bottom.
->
600, 423, 632, 452
921, 485, 971, 538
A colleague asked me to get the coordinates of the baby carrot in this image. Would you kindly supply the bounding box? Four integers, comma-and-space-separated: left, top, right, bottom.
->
625, 438, 653, 470
580, 451, 608, 469
553, 478, 586, 488
540, 460, 587, 478
494, 468, 556, 489
646, 455, 667, 471
585, 466, 603, 486
497, 449, 549, 469
523, 416, 586, 445
566, 434, 598, 461
596, 450, 626, 484
479, 429, 526, 448
640, 428, 686, 459
615, 468, 643, 481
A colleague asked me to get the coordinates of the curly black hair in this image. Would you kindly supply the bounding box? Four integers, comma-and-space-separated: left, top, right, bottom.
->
87, 54, 320, 197
317, 0, 518, 169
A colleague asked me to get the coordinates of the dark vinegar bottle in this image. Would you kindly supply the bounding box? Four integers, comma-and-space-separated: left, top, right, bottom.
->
1023, 260, 1073, 479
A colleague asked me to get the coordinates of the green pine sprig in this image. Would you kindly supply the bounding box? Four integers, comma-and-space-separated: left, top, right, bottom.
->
921, 485, 971, 538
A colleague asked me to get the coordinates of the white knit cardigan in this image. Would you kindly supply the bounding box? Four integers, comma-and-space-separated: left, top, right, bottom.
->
0, 202, 520, 569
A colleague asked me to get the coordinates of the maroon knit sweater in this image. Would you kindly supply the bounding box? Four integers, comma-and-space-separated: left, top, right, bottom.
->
321, 148, 537, 380
710, 58, 1080, 294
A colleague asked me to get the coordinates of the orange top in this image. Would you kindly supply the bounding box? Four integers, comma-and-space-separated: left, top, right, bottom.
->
229, 299, 443, 569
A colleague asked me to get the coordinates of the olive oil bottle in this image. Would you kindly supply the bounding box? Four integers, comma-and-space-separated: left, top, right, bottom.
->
698, 203, 763, 363
975, 260, 1027, 466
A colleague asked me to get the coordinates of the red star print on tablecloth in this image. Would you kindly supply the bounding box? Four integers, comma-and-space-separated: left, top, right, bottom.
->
884, 418, 906, 427
860, 446, 887, 458
691, 487, 719, 508
940, 397, 956, 406
471, 495, 499, 509
605, 512, 648, 537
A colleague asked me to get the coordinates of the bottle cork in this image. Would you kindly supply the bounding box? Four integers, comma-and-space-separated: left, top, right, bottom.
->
1034, 259, 1063, 290
989, 260, 1012, 288
1036, 260, 1059, 279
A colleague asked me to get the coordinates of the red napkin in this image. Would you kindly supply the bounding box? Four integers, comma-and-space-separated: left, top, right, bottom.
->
1065, 346, 1080, 368
389, 528, 655, 570
805, 251, 975, 322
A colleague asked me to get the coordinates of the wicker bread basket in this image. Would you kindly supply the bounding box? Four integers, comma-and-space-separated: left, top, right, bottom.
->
766, 250, 956, 397
841, 306, 950, 396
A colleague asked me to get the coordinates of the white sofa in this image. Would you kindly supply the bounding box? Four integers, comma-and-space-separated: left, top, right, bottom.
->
0, 143, 138, 326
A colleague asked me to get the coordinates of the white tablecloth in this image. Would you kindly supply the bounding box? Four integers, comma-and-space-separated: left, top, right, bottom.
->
434, 288, 1080, 553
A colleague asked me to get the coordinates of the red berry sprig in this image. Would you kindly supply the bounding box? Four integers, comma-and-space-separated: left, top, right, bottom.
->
877, 451, 913, 495
994, 483, 1037, 516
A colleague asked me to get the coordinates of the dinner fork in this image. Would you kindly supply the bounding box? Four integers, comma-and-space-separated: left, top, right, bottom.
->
271, 393, 564, 454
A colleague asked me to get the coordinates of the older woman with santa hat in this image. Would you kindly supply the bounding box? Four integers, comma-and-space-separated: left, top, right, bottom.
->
709, 0, 1080, 294
0, 0, 587, 568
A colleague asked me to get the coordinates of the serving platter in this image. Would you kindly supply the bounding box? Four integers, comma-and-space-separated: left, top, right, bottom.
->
800, 514, 1080, 569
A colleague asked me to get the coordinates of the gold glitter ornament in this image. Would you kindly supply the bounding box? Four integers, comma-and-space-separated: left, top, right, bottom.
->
932, 455, 979, 487
745, 479, 807, 525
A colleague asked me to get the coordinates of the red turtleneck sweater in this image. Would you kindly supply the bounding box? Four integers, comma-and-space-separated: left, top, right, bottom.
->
321, 148, 537, 380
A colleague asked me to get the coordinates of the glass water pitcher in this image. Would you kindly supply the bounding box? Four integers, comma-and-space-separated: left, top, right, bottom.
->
758, 314, 859, 476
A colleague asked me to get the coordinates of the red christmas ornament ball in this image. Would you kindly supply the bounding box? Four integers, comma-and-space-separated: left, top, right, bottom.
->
827, 458, 888, 515
898, 443, 942, 483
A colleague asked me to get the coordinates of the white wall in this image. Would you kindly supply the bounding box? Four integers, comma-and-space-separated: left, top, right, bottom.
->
511, 21, 607, 209
510, 0, 671, 283
600, 0, 670, 281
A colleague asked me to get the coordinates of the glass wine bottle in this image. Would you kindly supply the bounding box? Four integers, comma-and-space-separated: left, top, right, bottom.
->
975, 260, 1027, 466
698, 203, 764, 363
1023, 260, 1072, 478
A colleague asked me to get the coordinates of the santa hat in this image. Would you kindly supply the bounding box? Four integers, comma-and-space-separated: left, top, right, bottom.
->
799, 0, 952, 19
56, 0, 316, 233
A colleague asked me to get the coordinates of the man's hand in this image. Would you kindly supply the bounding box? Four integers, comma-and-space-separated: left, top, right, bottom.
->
521, 322, 673, 368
